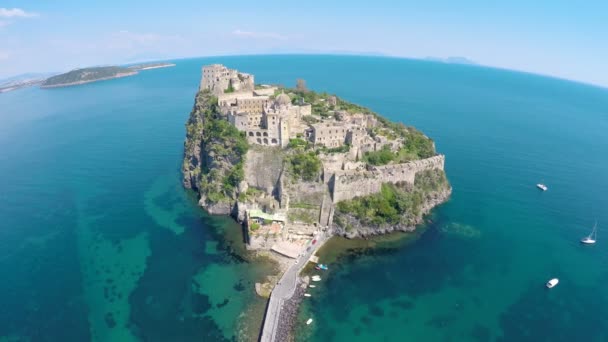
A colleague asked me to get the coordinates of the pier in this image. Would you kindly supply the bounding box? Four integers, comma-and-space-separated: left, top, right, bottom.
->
260, 231, 329, 342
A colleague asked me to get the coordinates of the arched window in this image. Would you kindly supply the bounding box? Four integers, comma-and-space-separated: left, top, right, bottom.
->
263, 132, 268, 137
256, 132, 261, 137
248, 132, 254, 137
257, 138, 262, 144
263, 138, 268, 144
271, 138, 278, 144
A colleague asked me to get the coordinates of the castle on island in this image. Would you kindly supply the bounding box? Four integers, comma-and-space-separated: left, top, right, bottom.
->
189, 63, 447, 256
200, 64, 388, 155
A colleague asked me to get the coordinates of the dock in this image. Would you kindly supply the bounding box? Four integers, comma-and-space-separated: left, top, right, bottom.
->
260, 231, 329, 342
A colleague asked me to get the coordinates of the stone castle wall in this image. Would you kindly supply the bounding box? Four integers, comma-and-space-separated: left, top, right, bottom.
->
330, 155, 445, 203
200, 64, 254, 95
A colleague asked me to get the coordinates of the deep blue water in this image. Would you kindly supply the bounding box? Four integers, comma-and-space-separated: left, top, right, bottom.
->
1, 55, 608, 341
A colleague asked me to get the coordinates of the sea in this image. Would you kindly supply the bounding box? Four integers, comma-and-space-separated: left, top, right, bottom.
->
1, 55, 607, 342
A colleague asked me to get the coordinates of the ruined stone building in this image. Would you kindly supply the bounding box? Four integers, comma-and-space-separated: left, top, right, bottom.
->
200, 64, 311, 147
199, 64, 401, 153
200, 64, 254, 95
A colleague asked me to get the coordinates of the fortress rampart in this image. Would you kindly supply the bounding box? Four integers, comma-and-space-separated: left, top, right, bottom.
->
330, 155, 445, 203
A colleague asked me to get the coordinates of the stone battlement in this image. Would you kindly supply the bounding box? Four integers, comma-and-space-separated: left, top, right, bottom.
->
330, 155, 445, 203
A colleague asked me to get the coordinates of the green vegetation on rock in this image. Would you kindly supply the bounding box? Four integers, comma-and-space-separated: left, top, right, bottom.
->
182, 90, 249, 204
336, 169, 449, 227
363, 128, 435, 165
289, 151, 321, 181
363, 145, 395, 165
287, 138, 309, 149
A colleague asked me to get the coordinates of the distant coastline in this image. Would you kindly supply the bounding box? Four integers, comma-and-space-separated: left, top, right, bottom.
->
0, 79, 45, 93
130, 62, 176, 71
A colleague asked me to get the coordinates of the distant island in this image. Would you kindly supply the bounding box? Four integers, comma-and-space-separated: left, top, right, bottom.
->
40, 62, 175, 89
425, 56, 477, 65
182, 64, 451, 341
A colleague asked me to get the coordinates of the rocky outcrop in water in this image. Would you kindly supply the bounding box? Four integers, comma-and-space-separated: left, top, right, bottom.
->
182, 66, 451, 244
333, 186, 452, 238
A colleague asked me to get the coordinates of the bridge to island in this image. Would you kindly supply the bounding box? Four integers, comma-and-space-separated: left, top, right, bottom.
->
260, 231, 329, 342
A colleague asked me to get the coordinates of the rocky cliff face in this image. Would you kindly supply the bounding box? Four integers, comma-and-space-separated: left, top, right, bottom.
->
182, 90, 247, 216
182, 93, 205, 190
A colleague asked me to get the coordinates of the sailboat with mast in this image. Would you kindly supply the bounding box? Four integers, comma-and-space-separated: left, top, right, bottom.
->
580, 221, 598, 245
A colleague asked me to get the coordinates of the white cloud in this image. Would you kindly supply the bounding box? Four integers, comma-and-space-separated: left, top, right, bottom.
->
232, 29, 287, 41
0, 8, 39, 18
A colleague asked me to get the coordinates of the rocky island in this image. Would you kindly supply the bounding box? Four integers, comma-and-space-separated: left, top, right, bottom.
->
41, 66, 138, 88
182, 64, 451, 341
40, 62, 175, 88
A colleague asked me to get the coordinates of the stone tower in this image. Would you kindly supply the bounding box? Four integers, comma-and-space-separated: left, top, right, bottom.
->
200, 64, 255, 95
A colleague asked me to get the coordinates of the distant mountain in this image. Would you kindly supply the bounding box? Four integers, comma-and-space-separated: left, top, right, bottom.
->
425, 56, 478, 65
41, 66, 137, 88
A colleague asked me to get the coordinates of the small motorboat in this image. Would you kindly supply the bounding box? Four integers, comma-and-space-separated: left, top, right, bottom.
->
304, 293, 311, 297
546, 278, 559, 288
309, 285, 316, 288
306, 318, 313, 325
537, 183, 548, 191
315, 264, 328, 271
581, 221, 598, 245
311, 275, 321, 282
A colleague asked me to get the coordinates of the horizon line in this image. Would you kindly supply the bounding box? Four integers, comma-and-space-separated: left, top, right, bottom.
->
4, 52, 607, 91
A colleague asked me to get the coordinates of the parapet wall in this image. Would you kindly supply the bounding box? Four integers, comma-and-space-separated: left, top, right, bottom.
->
330, 155, 445, 203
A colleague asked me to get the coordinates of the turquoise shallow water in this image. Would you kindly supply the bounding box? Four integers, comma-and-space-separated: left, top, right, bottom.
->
1, 55, 608, 341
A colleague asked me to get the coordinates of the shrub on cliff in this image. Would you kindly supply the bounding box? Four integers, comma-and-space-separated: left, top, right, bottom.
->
402, 128, 435, 159
289, 152, 321, 181
363, 129, 435, 166
288, 138, 308, 149
336, 169, 448, 227
363, 145, 395, 165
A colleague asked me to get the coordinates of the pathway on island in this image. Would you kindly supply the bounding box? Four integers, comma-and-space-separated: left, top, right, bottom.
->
260, 230, 330, 342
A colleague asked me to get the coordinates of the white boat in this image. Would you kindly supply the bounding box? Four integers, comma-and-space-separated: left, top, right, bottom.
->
309, 285, 316, 288
581, 222, 598, 245
311, 277, 321, 282
306, 318, 313, 325
537, 183, 548, 191
546, 278, 559, 288
304, 293, 311, 297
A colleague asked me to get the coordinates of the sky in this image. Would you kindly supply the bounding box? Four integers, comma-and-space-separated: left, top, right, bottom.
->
1, 0, 607, 87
